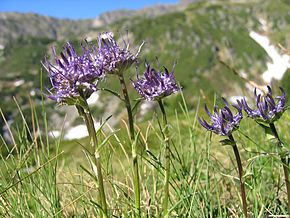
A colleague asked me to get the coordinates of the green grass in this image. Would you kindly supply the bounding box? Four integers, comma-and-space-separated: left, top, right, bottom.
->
1, 0, 289, 136
0, 0, 289, 216
0, 92, 289, 217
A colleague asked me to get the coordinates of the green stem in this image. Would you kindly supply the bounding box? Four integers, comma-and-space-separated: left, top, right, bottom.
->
77, 104, 108, 217
118, 74, 141, 217
269, 123, 290, 215
158, 99, 170, 217
228, 134, 248, 218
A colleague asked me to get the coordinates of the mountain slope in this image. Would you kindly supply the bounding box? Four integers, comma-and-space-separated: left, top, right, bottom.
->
0, 13, 93, 45
0, 0, 289, 141
98, 0, 289, 99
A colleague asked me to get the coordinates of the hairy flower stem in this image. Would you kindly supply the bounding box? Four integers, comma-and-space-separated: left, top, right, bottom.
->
77, 104, 107, 217
228, 134, 248, 218
158, 100, 170, 217
118, 74, 141, 217
269, 123, 290, 214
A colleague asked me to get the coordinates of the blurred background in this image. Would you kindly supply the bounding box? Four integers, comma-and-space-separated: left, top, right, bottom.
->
0, 0, 289, 144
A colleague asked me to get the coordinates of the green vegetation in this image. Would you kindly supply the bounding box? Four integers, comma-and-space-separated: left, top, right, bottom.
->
0, 94, 289, 216
1, 0, 289, 132
0, 0, 289, 216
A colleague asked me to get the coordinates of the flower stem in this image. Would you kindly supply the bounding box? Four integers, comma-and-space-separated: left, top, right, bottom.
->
269, 123, 290, 215
118, 74, 141, 217
158, 99, 170, 217
77, 104, 108, 217
228, 134, 248, 218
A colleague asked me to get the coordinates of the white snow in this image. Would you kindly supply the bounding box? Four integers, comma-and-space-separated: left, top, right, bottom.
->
85, 36, 93, 42
139, 101, 154, 117
30, 90, 36, 96
100, 32, 114, 39
245, 83, 267, 96
249, 31, 290, 83
258, 18, 268, 32
239, 70, 248, 79
64, 125, 88, 140
64, 122, 100, 140
13, 79, 25, 87
49, 130, 61, 138
87, 92, 99, 105
229, 96, 247, 104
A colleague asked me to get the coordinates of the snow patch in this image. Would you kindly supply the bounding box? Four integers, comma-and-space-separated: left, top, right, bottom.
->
249, 31, 290, 83
87, 92, 99, 105
139, 101, 154, 117
64, 125, 88, 140
229, 96, 247, 104
258, 18, 268, 32
64, 122, 100, 140
239, 70, 248, 79
49, 130, 61, 138
30, 90, 36, 96
13, 79, 25, 87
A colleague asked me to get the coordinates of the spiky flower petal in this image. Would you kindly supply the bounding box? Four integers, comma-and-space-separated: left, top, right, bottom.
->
92, 32, 143, 75
132, 62, 179, 101
198, 98, 243, 136
42, 42, 103, 104
239, 86, 287, 124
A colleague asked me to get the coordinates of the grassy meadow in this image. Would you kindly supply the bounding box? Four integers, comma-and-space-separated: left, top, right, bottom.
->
0, 90, 289, 217
0, 0, 289, 217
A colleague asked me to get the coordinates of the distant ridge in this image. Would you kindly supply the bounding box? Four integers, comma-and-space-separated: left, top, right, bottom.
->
92, 4, 179, 28
0, 12, 93, 45
0, 2, 180, 45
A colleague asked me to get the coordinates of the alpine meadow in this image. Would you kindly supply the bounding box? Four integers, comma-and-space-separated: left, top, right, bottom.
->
0, 0, 289, 217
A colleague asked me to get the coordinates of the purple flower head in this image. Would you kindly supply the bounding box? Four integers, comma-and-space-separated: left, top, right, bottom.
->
42, 42, 103, 104
198, 98, 243, 136
92, 32, 144, 75
238, 85, 287, 124
132, 61, 180, 101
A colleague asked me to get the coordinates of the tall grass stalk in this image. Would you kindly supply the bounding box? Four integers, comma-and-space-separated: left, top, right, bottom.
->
118, 74, 141, 217
228, 134, 248, 218
269, 123, 290, 215
76, 99, 107, 217
158, 99, 170, 217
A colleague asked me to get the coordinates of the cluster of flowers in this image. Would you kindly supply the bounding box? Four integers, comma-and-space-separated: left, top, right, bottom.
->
42, 32, 179, 104
43, 31, 288, 217
43, 32, 180, 217
198, 85, 288, 217
199, 86, 287, 136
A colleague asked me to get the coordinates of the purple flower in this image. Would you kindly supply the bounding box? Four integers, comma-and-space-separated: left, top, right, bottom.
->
132, 62, 180, 101
198, 99, 243, 136
238, 85, 287, 124
92, 32, 144, 75
42, 42, 103, 104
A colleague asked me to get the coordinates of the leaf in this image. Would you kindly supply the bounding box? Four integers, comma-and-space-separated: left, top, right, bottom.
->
132, 98, 142, 116
132, 131, 141, 158
220, 139, 235, 146
243, 172, 254, 180
257, 123, 275, 140
100, 88, 124, 101
95, 115, 112, 136
95, 131, 117, 154
79, 164, 98, 183
278, 146, 289, 158
82, 151, 99, 182
66, 96, 88, 109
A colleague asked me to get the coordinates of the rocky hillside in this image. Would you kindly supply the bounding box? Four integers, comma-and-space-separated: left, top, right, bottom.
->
102, 0, 289, 96
92, 4, 180, 28
0, 13, 93, 45
0, 3, 180, 45
0, 0, 289, 143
